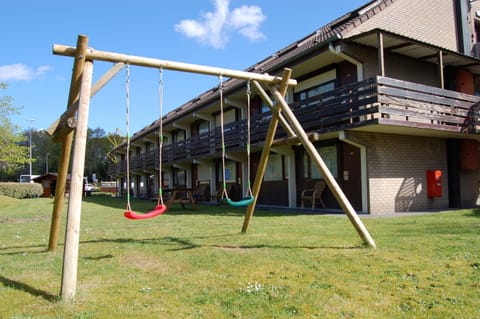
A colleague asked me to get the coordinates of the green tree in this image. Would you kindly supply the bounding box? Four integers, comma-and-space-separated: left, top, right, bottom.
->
0, 83, 29, 177
29, 129, 61, 175
84, 127, 114, 182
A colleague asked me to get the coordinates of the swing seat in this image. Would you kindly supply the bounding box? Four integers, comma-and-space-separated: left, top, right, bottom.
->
226, 196, 255, 207
124, 204, 168, 220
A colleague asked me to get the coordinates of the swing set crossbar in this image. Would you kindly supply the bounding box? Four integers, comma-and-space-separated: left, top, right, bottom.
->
53, 44, 297, 86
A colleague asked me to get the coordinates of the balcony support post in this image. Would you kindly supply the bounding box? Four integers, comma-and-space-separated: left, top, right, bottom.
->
377, 31, 385, 77
438, 50, 444, 89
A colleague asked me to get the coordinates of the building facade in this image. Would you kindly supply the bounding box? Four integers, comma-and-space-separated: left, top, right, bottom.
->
108, 0, 480, 214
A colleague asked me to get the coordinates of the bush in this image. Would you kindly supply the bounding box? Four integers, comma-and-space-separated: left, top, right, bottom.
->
0, 182, 43, 199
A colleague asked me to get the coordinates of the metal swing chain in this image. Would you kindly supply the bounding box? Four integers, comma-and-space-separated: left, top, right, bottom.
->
158, 68, 165, 206
125, 64, 132, 211
219, 75, 229, 200
246, 80, 253, 197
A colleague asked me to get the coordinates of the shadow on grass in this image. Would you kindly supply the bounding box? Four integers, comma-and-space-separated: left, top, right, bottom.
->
0, 244, 48, 256
82, 194, 330, 217
0, 275, 58, 302
468, 208, 480, 217
79, 235, 363, 252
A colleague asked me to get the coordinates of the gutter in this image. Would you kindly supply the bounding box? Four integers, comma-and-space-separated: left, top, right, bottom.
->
339, 131, 368, 213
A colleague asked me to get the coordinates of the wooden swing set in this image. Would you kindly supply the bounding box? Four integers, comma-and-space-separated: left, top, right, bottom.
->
47, 34, 376, 300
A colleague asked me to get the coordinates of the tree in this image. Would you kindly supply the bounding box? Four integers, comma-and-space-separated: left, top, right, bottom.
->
29, 129, 60, 175
84, 127, 114, 182
0, 83, 29, 177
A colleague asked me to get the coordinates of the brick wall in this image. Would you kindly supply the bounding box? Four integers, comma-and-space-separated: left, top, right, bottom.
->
349, 132, 449, 214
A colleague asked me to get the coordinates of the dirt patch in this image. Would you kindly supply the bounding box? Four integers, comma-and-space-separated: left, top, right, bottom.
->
0, 215, 49, 224
215, 245, 253, 253
120, 253, 173, 275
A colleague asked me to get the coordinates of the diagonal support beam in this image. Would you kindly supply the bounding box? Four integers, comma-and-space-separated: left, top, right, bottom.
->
48, 35, 88, 252
47, 62, 125, 142
269, 85, 376, 249
241, 68, 292, 233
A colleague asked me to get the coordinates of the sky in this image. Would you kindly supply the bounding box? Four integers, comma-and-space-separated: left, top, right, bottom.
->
1, 0, 368, 136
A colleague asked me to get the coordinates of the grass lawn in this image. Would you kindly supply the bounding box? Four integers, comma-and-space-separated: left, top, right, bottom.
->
0, 194, 479, 318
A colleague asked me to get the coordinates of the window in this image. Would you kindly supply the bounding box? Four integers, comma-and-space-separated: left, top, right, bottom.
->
198, 121, 209, 134
295, 81, 335, 108
261, 97, 275, 113
218, 160, 237, 183
160, 135, 169, 145
214, 108, 237, 127
294, 69, 336, 108
173, 130, 185, 142
304, 145, 337, 179
264, 153, 285, 181
146, 142, 154, 152
173, 168, 186, 187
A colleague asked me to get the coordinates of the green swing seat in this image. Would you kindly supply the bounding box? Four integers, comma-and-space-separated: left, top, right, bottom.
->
226, 195, 255, 207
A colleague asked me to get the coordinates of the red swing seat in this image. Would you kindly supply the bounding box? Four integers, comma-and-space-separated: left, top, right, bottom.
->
124, 204, 168, 220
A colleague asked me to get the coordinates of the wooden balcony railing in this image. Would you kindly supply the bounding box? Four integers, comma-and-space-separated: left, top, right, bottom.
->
108, 76, 480, 177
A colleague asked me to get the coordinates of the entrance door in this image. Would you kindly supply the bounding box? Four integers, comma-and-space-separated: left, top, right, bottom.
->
341, 143, 362, 210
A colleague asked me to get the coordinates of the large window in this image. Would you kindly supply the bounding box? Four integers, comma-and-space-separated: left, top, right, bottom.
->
303, 145, 337, 179
296, 81, 335, 100
264, 153, 285, 181
294, 69, 336, 108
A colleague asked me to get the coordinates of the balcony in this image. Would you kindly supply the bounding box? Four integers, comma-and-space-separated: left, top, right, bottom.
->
108, 76, 480, 177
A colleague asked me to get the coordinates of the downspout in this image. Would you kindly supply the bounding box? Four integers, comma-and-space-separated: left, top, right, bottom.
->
339, 131, 369, 213
328, 43, 364, 81
455, 0, 471, 54
329, 41, 367, 212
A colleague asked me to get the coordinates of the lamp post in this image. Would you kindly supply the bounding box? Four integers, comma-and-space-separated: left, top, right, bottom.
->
27, 118, 34, 179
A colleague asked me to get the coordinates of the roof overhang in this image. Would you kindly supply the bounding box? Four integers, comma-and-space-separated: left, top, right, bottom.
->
344, 28, 480, 75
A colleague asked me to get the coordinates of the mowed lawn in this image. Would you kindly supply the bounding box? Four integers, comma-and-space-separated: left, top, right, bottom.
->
0, 194, 479, 318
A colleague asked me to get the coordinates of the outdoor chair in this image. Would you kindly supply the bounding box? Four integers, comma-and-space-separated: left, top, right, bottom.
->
301, 180, 326, 210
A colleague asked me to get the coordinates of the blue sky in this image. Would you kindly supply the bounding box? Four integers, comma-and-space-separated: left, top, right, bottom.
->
1, 0, 368, 135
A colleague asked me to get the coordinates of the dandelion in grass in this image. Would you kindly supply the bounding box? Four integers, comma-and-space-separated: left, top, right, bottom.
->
240, 282, 263, 294
140, 287, 152, 294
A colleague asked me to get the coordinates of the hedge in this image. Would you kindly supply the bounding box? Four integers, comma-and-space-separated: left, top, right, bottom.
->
0, 182, 43, 199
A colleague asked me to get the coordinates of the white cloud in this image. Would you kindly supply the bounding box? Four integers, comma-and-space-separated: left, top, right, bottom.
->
0, 64, 52, 82
174, 0, 266, 49
230, 5, 266, 41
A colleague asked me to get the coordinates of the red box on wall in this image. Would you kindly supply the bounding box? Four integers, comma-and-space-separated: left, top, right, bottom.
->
426, 170, 442, 198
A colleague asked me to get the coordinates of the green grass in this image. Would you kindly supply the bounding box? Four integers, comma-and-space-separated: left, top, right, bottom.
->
0, 194, 479, 318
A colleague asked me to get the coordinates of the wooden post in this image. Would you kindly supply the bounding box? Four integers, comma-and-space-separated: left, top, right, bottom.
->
269, 85, 376, 249
437, 50, 444, 89
377, 31, 385, 77
241, 69, 292, 233
60, 60, 94, 299
48, 35, 88, 252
